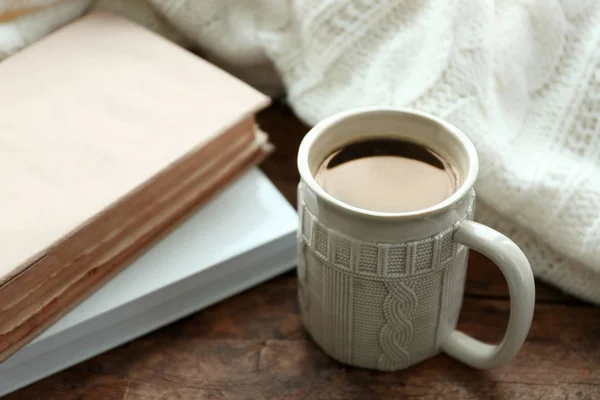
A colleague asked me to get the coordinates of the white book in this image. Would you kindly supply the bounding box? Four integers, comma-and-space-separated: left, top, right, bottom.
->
0, 169, 298, 396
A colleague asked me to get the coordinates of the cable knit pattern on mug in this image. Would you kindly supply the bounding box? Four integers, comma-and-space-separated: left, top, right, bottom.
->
297, 194, 474, 370
377, 280, 417, 371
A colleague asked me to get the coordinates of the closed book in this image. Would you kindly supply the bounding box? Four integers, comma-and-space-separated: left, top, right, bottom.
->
0, 10, 271, 361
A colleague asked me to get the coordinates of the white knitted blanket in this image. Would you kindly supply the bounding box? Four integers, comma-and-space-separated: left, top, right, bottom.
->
2, 0, 599, 303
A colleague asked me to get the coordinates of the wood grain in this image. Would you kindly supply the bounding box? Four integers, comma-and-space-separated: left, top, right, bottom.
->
6, 103, 600, 400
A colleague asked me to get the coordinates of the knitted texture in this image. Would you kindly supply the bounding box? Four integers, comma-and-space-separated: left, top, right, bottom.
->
1, 0, 599, 302
298, 197, 474, 370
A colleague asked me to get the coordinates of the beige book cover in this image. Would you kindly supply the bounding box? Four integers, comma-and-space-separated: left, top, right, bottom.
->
0, 9, 269, 282
0, 9, 271, 360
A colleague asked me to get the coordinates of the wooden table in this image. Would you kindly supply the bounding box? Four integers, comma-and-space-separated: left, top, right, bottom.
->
8, 104, 600, 399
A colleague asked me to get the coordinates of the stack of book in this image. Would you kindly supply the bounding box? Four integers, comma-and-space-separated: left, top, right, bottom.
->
0, 10, 297, 394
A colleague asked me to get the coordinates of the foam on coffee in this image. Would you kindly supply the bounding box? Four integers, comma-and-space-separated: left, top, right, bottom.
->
315, 139, 457, 213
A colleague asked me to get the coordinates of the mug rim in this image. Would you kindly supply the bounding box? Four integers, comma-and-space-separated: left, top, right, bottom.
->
297, 107, 479, 221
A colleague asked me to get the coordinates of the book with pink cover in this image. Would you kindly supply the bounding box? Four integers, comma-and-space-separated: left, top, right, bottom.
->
0, 10, 271, 362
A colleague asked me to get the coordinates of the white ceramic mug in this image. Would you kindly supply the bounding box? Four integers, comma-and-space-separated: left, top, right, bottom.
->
296, 108, 535, 371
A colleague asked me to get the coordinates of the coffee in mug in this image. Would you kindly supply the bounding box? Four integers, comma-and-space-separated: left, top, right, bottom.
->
314, 138, 458, 213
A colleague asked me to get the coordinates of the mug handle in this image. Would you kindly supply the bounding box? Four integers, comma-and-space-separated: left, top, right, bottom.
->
441, 220, 536, 369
